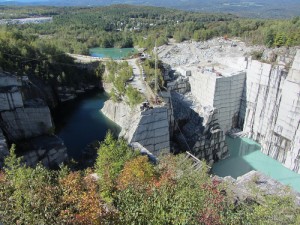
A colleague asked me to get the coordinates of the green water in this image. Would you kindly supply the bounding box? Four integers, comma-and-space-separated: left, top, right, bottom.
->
212, 136, 300, 193
54, 91, 120, 160
89, 47, 137, 59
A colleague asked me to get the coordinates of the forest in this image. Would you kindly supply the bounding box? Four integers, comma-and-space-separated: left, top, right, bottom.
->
0, 133, 299, 224
0, 27, 103, 88
0, 5, 299, 55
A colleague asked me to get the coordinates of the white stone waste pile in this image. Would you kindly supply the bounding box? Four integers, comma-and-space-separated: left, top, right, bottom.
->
157, 38, 262, 68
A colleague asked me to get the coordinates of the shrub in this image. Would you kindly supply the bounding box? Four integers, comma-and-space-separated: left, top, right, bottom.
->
95, 132, 137, 201
125, 85, 144, 107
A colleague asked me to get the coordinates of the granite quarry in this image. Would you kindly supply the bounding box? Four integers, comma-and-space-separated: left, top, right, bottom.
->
0, 37, 299, 194
0, 72, 68, 168
102, 38, 300, 178
157, 38, 300, 173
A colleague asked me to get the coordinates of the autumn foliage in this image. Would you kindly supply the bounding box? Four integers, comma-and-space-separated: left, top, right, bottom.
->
59, 170, 114, 225
1, 137, 300, 224
116, 155, 156, 190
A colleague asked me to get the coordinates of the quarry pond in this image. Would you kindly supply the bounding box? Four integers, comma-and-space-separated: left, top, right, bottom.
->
89, 47, 137, 59
212, 137, 300, 192
54, 91, 120, 160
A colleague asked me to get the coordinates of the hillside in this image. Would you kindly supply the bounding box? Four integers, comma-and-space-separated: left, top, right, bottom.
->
1, 0, 300, 18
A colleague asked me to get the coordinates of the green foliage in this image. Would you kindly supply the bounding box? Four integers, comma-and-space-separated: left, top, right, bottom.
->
95, 62, 105, 79
95, 132, 137, 201
109, 89, 119, 102
0, 146, 113, 225
1, 140, 300, 224
2, 145, 60, 224
125, 85, 144, 107
115, 154, 222, 225
1, 5, 299, 62
58, 169, 115, 224
113, 76, 126, 96
224, 190, 300, 225
274, 33, 286, 47
251, 50, 263, 60
265, 29, 275, 47
142, 58, 164, 90
0, 29, 101, 88
105, 60, 138, 103
116, 155, 156, 190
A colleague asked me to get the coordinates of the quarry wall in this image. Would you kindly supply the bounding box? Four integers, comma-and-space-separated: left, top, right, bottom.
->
243, 51, 300, 173
0, 73, 67, 168
101, 99, 171, 156
1, 107, 53, 140
0, 89, 23, 111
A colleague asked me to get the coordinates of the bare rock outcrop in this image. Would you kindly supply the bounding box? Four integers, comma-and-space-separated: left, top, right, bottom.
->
0, 72, 67, 168
218, 170, 300, 205
243, 50, 300, 173
101, 100, 171, 155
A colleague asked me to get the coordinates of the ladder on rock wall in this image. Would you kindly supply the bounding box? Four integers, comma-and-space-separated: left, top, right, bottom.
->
185, 151, 210, 171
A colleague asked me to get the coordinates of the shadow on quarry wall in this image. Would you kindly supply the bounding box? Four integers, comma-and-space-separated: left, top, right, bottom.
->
170, 91, 205, 153
16, 135, 68, 169
236, 78, 247, 129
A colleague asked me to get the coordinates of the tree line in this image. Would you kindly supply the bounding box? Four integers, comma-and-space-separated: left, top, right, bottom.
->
1, 5, 298, 55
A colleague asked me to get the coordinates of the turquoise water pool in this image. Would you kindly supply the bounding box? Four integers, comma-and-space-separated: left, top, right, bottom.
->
212, 136, 300, 192
89, 47, 137, 59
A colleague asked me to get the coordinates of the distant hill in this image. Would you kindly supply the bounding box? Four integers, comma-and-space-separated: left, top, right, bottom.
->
1, 0, 300, 18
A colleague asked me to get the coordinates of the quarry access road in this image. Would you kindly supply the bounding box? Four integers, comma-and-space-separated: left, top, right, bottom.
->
127, 59, 148, 99
68, 53, 152, 101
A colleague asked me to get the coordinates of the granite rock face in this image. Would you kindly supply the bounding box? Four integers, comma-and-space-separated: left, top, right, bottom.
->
189, 68, 246, 133
101, 100, 140, 139
243, 51, 300, 173
0, 72, 66, 168
0, 88, 23, 111
158, 39, 251, 164
0, 73, 22, 87
101, 100, 171, 156
1, 107, 53, 140
217, 170, 300, 205
21, 135, 68, 168
0, 73, 54, 141
130, 107, 170, 155
167, 76, 190, 94
171, 92, 228, 163
168, 63, 246, 163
